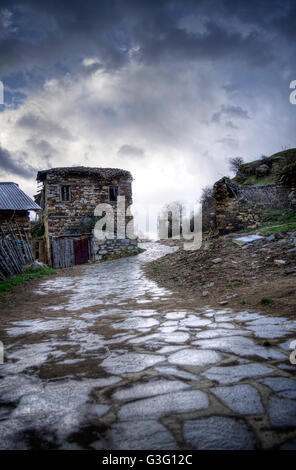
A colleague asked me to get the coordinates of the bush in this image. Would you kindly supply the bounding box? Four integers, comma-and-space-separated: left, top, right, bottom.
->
259, 297, 273, 305
279, 161, 296, 186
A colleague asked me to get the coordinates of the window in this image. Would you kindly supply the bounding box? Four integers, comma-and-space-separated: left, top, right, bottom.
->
60, 185, 70, 202
108, 185, 119, 202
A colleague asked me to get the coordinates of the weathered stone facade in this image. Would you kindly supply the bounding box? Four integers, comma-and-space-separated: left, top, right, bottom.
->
36, 167, 137, 266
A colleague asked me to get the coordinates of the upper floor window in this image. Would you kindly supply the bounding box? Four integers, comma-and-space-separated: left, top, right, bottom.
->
60, 185, 70, 202
109, 185, 119, 202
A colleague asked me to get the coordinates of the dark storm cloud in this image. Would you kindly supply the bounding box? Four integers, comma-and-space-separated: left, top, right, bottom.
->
1, 0, 294, 79
117, 144, 145, 158
16, 113, 75, 140
26, 138, 54, 155
0, 0, 128, 76
136, 20, 274, 66
212, 105, 250, 123
222, 84, 239, 94
216, 136, 238, 149
0, 145, 36, 178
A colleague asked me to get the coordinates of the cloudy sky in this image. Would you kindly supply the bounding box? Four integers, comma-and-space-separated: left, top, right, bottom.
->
0, 0, 296, 232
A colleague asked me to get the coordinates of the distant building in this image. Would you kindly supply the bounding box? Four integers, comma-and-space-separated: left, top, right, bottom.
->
35, 166, 137, 267
0, 182, 41, 228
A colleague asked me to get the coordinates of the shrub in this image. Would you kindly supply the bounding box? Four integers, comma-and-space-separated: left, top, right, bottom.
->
259, 297, 273, 305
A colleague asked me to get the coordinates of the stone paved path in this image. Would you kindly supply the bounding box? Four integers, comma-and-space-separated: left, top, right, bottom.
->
0, 243, 296, 449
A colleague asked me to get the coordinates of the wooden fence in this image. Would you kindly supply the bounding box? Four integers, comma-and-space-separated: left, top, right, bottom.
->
51, 236, 92, 269
0, 223, 34, 281
51, 237, 75, 268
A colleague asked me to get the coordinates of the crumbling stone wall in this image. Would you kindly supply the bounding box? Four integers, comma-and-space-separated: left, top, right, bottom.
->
213, 177, 291, 235
238, 184, 290, 209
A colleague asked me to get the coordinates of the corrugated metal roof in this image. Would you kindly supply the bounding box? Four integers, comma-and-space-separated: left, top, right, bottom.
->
0, 182, 41, 211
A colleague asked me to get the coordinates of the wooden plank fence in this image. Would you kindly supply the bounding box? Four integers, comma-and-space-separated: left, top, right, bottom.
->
51, 238, 75, 269
51, 237, 92, 269
0, 223, 34, 280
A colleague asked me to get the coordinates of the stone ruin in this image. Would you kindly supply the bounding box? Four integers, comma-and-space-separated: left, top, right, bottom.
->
213, 177, 292, 235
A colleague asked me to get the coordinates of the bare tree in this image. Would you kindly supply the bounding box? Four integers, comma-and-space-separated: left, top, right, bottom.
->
228, 156, 244, 174
200, 186, 214, 205
199, 186, 215, 233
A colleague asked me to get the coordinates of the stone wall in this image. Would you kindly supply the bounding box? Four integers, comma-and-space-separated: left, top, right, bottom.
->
238, 184, 290, 210
213, 178, 292, 235
93, 237, 138, 261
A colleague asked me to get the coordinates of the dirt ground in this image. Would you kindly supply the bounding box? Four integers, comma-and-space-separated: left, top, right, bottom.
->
144, 232, 296, 318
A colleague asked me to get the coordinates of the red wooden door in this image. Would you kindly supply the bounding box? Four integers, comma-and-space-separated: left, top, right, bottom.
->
73, 238, 89, 265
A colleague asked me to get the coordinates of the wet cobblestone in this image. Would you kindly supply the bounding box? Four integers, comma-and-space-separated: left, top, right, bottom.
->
0, 243, 295, 449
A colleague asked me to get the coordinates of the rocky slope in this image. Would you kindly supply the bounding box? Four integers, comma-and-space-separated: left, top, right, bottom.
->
145, 229, 296, 318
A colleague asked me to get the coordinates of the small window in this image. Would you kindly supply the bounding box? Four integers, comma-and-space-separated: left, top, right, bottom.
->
109, 185, 119, 202
61, 185, 70, 202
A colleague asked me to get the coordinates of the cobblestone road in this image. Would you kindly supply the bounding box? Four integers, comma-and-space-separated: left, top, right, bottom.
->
0, 243, 296, 449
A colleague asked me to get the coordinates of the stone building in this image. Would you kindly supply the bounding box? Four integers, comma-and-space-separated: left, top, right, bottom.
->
0, 182, 41, 227
35, 167, 137, 267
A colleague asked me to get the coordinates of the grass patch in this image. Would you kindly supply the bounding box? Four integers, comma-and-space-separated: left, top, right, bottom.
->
0, 266, 56, 293
242, 210, 296, 235
238, 299, 246, 305
260, 222, 296, 235
259, 297, 274, 305
239, 175, 275, 186
136, 247, 145, 254
152, 263, 167, 271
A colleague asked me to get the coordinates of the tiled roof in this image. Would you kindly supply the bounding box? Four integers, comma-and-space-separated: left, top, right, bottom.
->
0, 182, 41, 211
